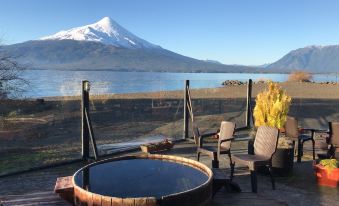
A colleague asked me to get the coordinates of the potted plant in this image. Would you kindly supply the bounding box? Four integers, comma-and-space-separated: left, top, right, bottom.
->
253, 81, 291, 130
251, 81, 293, 176
314, 158, 339, 187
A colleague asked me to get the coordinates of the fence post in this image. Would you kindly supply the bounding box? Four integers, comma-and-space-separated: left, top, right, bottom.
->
246, 79, 253, 129
82, 80, 90, 160
183, 80, 190, 139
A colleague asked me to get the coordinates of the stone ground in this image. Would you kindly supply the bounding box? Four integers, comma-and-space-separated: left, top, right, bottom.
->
0, 137, 338, 206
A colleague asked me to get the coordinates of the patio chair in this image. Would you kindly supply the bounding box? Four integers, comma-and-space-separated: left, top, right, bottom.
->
328, 122, 339, 158
231, 126, 279, 193
285, 116, 315, 162
194, 121, 236, 168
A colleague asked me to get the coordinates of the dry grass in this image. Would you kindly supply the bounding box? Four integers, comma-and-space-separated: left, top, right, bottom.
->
288, 71, 313, 82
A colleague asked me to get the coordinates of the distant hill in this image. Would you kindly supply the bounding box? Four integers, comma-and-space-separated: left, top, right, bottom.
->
204, 59, 223, 64
0, 17, 256, 73
267, 45, 339, 73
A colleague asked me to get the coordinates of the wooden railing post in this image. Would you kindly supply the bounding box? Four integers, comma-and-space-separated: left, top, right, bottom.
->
246, 79, 253, 129
81, 80, 90, 160
183, 80, 190, 139
81, 80, 99, 161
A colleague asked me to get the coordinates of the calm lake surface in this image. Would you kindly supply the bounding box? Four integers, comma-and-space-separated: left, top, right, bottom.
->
22, 70, 339, 97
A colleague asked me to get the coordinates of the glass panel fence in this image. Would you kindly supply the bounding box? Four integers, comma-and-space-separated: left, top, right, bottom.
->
0, 77, 82, 176
189, 78, 249, 135
3, 70, 337, 175
252, 79, 339, 129
279, 81, 339, 129
88, 79, 185, 156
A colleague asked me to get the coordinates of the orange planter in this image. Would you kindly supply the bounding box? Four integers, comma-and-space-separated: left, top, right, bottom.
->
314, 163, 339, 188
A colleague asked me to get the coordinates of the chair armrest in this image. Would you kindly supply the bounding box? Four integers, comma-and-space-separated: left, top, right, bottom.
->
317, 129, 329, 133
299, 128, 313, 133
301, 128, 329, 133
300, 128, 328, 136
198, 132, 217, 147
200, 132, 218, 138
218, 137, 235, 144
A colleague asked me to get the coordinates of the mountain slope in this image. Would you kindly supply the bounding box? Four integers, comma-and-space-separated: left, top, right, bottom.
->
41, 17, 160, 49
267, 45, 339, 73
1, 40, 256, 72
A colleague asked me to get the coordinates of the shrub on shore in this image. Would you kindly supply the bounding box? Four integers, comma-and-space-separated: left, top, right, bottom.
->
288, 71, 313, 82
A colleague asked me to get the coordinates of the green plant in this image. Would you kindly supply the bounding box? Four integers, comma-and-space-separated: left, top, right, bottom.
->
320, 159, 339, 173
253, 81, 292, 129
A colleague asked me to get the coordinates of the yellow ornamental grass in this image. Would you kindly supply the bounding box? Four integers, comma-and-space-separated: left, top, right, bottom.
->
253, 82, 291, 129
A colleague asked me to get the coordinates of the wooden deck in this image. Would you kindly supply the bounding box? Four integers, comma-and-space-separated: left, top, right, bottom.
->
0, 192, 71, 206
0, 191, 286, 206
212, 192, 287, 206
1, 137, 337, 206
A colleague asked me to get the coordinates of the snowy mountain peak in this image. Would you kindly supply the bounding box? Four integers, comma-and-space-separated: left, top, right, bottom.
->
40, 17, 160, 49
95, 17, 114, 31
98, 16, 113, 25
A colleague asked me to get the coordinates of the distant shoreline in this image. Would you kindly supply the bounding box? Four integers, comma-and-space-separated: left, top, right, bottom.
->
22, 68, 339, 75
35, 82, 339, 101
20, 71, 339, 98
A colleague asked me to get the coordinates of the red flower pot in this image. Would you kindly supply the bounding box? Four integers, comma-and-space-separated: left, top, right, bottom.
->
314, 162, 339, 188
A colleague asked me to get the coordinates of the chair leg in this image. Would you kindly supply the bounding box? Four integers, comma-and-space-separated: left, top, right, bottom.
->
228, 153, 233, 165
297, 139, 302, 163
212, 155, 218, 169
211, 152, 219, 168
250, 170, 257, 193
228, 153, 235, 180
212, 160, 219, 168
328, 145, 335, 158
268, 165, 275, 190
197, 152, 200, 161
312, 139, 315, 160
230, 162, 235, 180
294, 141, 298, 156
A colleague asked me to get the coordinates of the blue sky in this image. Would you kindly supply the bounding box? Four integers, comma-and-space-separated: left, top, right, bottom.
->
1, 0, 339, 65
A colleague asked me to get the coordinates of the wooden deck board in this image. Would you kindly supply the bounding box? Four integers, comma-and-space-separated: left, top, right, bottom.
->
0, 190, 286, 206
0, 191, 71, 206
212, 191, 288, 206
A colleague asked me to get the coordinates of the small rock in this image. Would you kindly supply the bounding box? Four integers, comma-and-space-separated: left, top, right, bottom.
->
222, 80, 247, 86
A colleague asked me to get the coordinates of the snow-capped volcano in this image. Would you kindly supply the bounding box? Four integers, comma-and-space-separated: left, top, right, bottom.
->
3, 16, 256, 72
40, 17, 160, 49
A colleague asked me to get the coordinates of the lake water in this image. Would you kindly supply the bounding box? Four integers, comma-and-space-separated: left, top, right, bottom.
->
21, 70, 339, 97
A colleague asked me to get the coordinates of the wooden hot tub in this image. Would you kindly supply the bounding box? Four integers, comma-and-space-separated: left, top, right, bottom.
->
72, 154, 213, 206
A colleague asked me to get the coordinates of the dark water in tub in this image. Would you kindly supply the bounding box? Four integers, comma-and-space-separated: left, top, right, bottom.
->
74, 159, 209, 198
